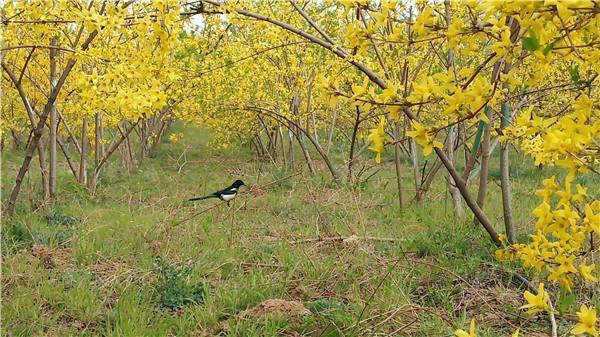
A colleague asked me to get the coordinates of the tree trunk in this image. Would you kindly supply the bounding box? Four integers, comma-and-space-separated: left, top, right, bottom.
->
79, 118, 88, 184
392, 122, 405, 209
89, 121, 138, 194
462, 108, 488, 182
417, 159, 443, 201
443, 0, 463, 218
474, 114, 491, 225
446, 127, 464, 218
434, 147, 501, 246
95, 112, 104, 167
38, 137, 51, 200
500, 17, 519, 243
10, 129, 22, 150
57, 136, 78, 180
347, 106, 361, 182
288, 127, 295, 168
326, 108, 337, 156
49, 37, 58, 197
409, 123, 423, 203
500, 103, 515, 242
278, 126, 287, 167
293, 125, 315, 174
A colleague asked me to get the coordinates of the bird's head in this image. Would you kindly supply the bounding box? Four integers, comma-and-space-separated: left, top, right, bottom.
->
231, 180, 245, 188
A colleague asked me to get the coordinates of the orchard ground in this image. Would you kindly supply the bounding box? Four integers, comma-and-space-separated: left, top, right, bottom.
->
2, 124, 598, 337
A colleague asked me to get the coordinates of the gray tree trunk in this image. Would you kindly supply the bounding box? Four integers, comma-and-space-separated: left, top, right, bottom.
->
393, 122, 405, 209
49, 37, 58, 197
79, 118, 88, 184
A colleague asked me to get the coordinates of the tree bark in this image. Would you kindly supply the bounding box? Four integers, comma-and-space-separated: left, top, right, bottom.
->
49, 37, 58, 197
392, 122, 405, 209
434, 147, 501, 246
79, 118, 88, 184
443, 0, 464, 219
326, 108, 337, 156
474, 113, 491, 225
95, 112, 104, 167
446, 126, 464, 218
278, 126, 287, 167
89, 120, 139, 194
410, 125, 423, 203
37, 136, 51, 200
347, 106, 361, 182
500, 17, 519, 243
500, 103, 515, 242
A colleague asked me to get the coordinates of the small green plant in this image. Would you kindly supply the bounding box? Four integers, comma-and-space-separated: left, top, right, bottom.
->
44, 211, 80, 227
153, 257, 205, 310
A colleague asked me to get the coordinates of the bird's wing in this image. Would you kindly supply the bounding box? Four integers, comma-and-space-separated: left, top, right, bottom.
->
214, 186, 237, 196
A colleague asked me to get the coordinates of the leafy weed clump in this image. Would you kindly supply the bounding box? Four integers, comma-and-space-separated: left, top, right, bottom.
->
152, 257, 206, 310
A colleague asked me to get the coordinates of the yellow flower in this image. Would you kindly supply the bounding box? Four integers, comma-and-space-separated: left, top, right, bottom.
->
455, 319, 477, 337
367, 117, 386, 163
406, 120, 442, 156
579, 264, 598, 282
520, 283, 550, 314
168, 132, 183, 143
584, 204, 600, 234
572, 305, 598, 337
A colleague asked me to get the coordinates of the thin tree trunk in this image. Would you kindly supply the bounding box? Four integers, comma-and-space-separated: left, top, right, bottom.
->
305, 70, 319, 147
410, 128, 423, 202
443, 0, 463, 218
471, 59, 502, 223
269, 129, 278, 162
10, 129, 21, 150
254, 108, 340, 182
57, 136, 78, 180
293, 126, 315, 174
462, 109, 488, 181
38, 136, 50, 200
57, 108, 81, 155
124, 122, 135, 168
474, 114, 491, 225
434, 147, 501, 246
417, 159, 443, 201
392, 122, 405, 209
326, 108, 337, 156
117, 122, 132, 174
500, 103, 515, 242
49, 37, 58, 197
89, 121, 139, 194
446, 126, 464, 218
79, 118, 88, 184
278, 126, 287, 167
95, 112, 104, 167
347, 106, 361, 182
501, 17, 519, 243
251, 137, 262, 157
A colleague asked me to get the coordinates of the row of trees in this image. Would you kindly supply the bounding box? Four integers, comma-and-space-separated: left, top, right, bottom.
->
2, 1, 598, 335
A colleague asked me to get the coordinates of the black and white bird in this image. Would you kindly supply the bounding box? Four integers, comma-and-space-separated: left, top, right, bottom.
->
188, 180, 246, 206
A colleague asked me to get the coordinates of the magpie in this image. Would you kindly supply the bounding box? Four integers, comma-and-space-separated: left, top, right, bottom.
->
188, 180, 246, 206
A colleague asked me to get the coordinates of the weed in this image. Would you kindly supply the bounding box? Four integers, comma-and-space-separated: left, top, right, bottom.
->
152, 257, 206, 310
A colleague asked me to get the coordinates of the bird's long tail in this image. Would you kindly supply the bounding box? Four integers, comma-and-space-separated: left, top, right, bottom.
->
188, 194, 218, 202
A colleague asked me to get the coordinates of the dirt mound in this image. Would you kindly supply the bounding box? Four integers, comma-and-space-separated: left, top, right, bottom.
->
238, 299, 311, 321
30, 244, 73, 269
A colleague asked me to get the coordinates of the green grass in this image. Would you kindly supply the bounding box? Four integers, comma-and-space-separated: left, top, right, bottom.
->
2, 124, 598, 336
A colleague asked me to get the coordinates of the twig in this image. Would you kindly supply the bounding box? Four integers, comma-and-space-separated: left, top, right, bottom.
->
286, 235, 402, 245
171, 203, 222, 227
